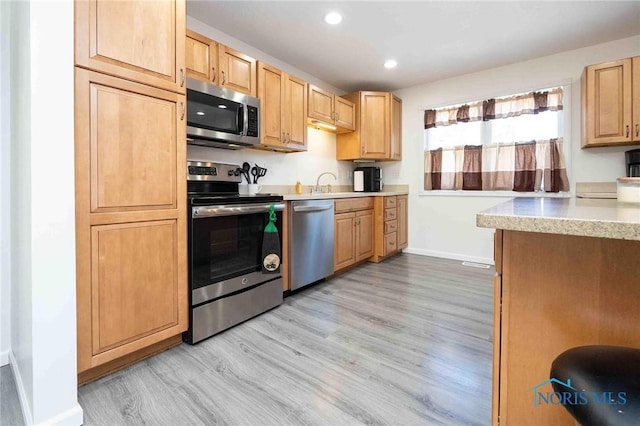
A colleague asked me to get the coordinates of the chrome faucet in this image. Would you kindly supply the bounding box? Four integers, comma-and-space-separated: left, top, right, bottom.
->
314, 172, 337, 193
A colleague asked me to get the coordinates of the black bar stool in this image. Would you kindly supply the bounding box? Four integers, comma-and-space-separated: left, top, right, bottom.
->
550, 345, 640, 426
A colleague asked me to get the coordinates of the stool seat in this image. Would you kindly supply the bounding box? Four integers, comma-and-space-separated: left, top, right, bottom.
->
550, 345, 640, 426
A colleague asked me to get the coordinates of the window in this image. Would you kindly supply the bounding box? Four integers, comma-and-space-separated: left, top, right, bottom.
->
423, 87, 569, 193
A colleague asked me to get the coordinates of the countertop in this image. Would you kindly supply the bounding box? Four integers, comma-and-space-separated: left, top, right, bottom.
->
282, 191, 408, 201
476, 197, 640, 241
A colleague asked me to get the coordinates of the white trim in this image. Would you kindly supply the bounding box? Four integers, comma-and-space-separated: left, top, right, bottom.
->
0, 350, 8, 366
418, 191, 572, 198
9, 350, 33, 426
37, 404, 83, 426
404, 247, 494, 266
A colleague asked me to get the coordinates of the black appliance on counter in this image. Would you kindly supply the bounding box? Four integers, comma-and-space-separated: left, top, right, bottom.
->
185, 161, 284, 344
626, 149, 640, 177
353, 166, 383, 192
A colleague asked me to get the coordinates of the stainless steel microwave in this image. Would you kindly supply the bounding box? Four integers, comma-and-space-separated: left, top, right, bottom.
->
186, 78, 260, 149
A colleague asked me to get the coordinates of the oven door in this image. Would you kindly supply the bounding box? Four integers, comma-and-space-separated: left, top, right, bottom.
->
189, 202, 285, 306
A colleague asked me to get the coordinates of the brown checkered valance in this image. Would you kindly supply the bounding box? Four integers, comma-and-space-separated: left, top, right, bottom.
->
424, 139, 569, 192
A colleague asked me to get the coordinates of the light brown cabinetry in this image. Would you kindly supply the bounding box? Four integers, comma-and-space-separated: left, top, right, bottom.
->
396, 195, 408, 249
257, 62, 307, 152
219, 45, 257, 96
308, 85, 356, 132
492, 230, 640, 425
185, 29, 218, 83
185, 30, 257, 96
334, 198, 374, 271
582, 56, 640, 147
75, 0, 186, 94
371, 195, 408, 262
75, 2, 187, 382
337, 91, 402, 160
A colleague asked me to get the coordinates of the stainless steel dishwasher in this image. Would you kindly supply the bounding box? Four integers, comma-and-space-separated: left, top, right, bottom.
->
290, 199, 335, 291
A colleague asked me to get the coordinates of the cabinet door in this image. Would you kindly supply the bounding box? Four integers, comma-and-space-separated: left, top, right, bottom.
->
186, 30, 218, 84
75, 0, 185, 94
285, 73, 308, 150
361, 92, 390, 158
633, 56, 640, 142
391, 95, 402, 160
85, 220, 186, 368
75, 69, 183, 213
584, 58, 632, 146
396, 195, 408, 249
334, 212, 356, 271
355, 210, 374, 262
219, 45, 257, 96
308, 85, 335, 124
257, 62, 285, 148
335, 96, 356, 131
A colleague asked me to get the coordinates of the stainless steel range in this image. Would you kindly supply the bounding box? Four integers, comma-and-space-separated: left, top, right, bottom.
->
184, 161, 284, 344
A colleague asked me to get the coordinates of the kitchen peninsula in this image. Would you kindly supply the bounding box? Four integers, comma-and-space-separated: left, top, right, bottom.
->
477, 197, 640, 426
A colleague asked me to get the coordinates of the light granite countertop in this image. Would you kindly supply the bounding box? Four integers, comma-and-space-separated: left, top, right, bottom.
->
282, 190, 408, 201
477, 197, 640, 241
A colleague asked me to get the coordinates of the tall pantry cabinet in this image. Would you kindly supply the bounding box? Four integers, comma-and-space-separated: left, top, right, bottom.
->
74, 0, 187, 383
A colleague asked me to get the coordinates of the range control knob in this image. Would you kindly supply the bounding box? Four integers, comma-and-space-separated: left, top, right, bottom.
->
227, 169, 235, 176
234, 169, 241, 176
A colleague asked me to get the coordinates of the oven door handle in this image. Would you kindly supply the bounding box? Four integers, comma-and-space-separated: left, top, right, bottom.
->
192, 202, 285, 218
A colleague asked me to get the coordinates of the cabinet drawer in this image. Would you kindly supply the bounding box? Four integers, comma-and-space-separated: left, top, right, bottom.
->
384, 208, 397, 221
384, 232, 397, 255
335, 197, 374, 213
384, 196, 397, 208
384, 220, 398, 234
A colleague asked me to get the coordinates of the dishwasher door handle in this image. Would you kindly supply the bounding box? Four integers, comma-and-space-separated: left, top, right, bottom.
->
293, 205, 333, 213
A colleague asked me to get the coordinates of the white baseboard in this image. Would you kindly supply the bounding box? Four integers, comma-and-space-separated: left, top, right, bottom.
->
8, 352, 84, 426
404, 247, 494, 266
9, 350, 33, 426
38, 404, 83, 426
0, 349, 8, 366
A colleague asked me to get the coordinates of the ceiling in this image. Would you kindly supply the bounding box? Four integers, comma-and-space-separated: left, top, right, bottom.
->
186, 1, 640, 93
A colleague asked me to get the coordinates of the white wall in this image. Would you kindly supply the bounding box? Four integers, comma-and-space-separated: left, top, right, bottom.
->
388, 35, 640, 264
0, 0, 12, 367
188, 128, 354, 187
10, 2, 34, 420
186, 17, 355, 187
8, 1, 82, 425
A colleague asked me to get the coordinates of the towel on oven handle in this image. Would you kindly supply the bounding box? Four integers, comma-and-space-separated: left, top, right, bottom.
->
261, 204, 281, 273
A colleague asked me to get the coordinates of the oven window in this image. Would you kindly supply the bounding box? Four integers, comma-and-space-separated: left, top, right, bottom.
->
190, 211, 282, 289
187, 89, 242, 134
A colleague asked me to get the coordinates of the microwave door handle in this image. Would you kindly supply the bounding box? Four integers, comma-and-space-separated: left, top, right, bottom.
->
243, 104, 249, 136
237, 105, 245, 136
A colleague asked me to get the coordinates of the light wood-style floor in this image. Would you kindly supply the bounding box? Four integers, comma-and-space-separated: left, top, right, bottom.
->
1, 254, 495, 426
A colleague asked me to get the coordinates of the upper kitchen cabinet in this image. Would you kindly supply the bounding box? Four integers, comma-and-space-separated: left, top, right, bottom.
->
219, 45, 257, 97
75, 0, 186, 94
308, 85, 356, 133
185, 29, 219, 84
257, 62, 308, 152
337, 91, 403, 161
582, 57, 640, 147
185, 29, 257, 96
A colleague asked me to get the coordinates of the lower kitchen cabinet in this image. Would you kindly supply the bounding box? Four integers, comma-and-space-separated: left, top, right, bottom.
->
371, 195, 408, 262
334, 198, 374, 271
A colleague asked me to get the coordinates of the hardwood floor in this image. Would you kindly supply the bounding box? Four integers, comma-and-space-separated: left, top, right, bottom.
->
1, 365, 24, 426
78, 254, 494, 426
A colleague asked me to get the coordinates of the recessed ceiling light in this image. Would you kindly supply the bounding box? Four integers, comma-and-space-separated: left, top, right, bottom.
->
384, 59, 398, 69
196, 111, 205, 116
324, 12, 342, 25
218, 105, 227, 109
